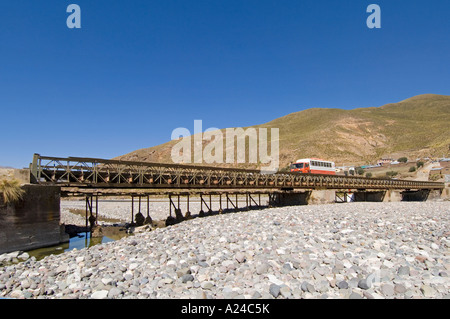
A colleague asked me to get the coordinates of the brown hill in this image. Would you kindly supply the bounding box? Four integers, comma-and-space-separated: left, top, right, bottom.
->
116, 94, 450, 170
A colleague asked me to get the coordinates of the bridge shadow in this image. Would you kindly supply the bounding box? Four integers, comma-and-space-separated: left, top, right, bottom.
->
164, 204, 272, 227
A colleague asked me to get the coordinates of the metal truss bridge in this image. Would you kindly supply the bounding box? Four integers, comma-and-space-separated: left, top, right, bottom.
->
30, 154, 444, 192
29, 154, 446, 227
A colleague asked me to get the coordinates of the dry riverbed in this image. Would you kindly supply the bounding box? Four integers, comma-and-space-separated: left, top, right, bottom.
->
1, 201, 449, 299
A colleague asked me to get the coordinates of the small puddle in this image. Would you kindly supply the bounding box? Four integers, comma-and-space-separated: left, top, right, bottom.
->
27, 226, 131, 261
27, 233, 112, 261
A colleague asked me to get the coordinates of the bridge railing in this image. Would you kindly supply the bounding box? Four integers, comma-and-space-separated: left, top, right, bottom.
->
30, 154, 445, 190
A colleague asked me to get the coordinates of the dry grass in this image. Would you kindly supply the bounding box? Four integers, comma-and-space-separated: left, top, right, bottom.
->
0, 178, 25, 204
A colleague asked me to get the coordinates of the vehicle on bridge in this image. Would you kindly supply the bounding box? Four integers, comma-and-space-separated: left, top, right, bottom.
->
290, 158, 336, 175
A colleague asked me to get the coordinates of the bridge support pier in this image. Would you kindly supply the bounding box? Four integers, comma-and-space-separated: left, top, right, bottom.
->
247, 193, 260, 209
145, 195, 152, 225
168, 195, 185, 223
185, 194, 192, 219
225, 194, 237, 212
85, 194, 99, 231
308, 190, 335, 205
427, 189, 442, 201
131, 195, 151, 226
218, 194, 223, 213
441, 187, 450, 200
382, 190, 403, 202
199, 194, 213, 217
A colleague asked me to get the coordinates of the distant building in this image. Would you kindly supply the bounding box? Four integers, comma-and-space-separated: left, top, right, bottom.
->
430, 167, 443, 178
439, 158, 450, 168
361, 164, 381, 169
429, 159, 450, 179
438, 159, 450, 175
377, 158, 394, 166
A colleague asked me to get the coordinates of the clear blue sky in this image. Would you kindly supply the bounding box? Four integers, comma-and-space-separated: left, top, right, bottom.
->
1, 0, 449, 168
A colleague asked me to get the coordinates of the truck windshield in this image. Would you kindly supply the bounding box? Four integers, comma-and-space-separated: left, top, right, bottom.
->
291, 163, 304, 169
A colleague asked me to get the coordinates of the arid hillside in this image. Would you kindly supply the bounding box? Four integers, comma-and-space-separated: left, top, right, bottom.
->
116, 94, 450, 169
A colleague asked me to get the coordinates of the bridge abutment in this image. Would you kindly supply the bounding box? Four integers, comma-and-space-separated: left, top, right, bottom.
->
0, 185, 69, 254
441, 186, 450, 200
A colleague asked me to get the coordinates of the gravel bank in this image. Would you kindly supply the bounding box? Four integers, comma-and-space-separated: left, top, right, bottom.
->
1, 201, 449, 299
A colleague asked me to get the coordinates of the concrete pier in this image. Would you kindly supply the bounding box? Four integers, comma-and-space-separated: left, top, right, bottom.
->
383, 190, 403, 202
308, 190, 336, 205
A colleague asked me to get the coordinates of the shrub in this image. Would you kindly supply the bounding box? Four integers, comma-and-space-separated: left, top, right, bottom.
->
398, 157, 408, 163
386, 171, 398, 178
417, 161, 424, 168
365, 172, 373, 178
429, 174, 441, 181
356, 167, 365, 175
279, 166, 291, 173
409, 166, 416, 172
0, 178, 25, 204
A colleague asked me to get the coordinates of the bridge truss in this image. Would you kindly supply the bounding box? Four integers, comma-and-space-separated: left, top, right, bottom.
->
30, 154, 444, 191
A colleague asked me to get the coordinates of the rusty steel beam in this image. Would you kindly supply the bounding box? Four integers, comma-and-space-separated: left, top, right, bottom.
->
30, 154, 445, 191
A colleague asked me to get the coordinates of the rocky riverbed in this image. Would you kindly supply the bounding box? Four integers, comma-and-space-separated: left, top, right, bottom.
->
1, 201, 449, 299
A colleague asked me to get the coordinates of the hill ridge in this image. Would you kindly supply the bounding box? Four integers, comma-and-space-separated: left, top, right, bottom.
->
116, 94, 450, 169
